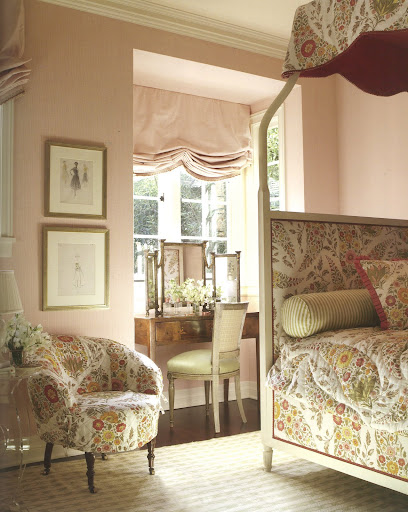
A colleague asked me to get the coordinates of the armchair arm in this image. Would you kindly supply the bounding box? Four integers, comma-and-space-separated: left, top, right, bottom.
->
105, 340, 163, 395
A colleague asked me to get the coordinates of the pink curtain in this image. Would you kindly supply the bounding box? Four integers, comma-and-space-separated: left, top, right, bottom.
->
133, 86, 252, 181
0, 0, 31, 105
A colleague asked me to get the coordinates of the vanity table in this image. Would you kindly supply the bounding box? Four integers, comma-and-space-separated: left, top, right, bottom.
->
134, 311, 260, 400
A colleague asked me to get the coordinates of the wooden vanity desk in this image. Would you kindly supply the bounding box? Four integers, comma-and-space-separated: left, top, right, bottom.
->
134, 311, 260, 400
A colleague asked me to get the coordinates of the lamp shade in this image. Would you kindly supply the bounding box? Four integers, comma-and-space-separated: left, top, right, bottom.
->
0, 270, 23, 314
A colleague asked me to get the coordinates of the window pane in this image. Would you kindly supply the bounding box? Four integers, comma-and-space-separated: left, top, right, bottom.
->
267, 125, 280, 210
134, 237, 158, 275
207, 240, 227, 255
134, 199, 158, 235
207, 205, 227, 237
134, 176, 158, 197
181, 201, 202, 236
205, 181, 226, 202
180, 171, 202, 200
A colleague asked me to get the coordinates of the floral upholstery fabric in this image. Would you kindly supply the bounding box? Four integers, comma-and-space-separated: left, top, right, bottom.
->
269, 216, 408, 481
268, 327, 408, 433
355, 259, 408, 330
27, 336, 163, 453
283, 1, 408, 77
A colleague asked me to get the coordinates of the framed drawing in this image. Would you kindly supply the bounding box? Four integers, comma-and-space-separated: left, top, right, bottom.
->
45, 141, 107, 219
43, 226, 109, 310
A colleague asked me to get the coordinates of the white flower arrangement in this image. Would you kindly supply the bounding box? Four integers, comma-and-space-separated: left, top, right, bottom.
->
165, 278, 222, 307
1, 313, 51, 353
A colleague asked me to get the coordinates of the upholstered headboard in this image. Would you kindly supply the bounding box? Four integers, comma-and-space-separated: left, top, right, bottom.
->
270, 214, 408, 359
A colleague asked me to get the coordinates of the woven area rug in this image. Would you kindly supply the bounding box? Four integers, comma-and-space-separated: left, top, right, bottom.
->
1, 431, 407, 512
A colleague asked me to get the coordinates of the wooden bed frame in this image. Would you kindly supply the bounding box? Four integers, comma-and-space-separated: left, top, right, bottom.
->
258, 210, 408, 495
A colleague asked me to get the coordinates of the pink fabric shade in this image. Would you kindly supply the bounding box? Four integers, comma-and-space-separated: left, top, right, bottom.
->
0, 0, 31, 105
283, 0, 408, 96
133, 86, 252, 181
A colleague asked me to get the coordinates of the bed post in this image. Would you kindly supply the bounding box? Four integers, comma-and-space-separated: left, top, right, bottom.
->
257, 73, 299, 468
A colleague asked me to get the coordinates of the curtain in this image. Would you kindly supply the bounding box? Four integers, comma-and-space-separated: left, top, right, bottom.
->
0, 0, 31, 105
133, 86, 252, 181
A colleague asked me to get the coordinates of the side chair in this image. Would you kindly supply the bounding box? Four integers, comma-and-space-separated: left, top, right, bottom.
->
167, 302, 249, 433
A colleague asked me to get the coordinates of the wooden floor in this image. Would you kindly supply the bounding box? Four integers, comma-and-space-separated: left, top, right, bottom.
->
156, 399, 260, 447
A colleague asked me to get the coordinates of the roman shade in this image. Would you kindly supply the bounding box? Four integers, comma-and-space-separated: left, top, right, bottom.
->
133, 86, 252, 181
0, 0, 31, 105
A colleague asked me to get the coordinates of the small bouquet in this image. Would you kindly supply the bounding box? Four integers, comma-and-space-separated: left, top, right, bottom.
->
1, 314, 51, 366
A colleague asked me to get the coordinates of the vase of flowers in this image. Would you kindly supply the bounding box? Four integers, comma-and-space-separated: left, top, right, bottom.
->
1, 314, 51, 367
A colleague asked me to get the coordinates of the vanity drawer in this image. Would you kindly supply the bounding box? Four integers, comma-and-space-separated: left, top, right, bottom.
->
155, 319, 213, 345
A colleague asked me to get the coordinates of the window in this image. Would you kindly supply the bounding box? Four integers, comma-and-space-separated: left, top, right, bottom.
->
133, 167, 231, 286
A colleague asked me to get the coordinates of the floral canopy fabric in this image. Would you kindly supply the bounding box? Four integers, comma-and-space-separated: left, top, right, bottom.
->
283, 0, 408, 96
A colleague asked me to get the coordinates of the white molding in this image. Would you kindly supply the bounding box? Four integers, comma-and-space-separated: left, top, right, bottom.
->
39, 0, 288, 58
163, 379, 257, 411
0, 100, 15, 258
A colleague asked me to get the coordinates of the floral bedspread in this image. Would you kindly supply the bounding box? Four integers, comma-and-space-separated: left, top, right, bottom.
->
267, 327, 408, 433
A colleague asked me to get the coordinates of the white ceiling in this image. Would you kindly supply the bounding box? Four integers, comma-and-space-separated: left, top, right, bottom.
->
150, 0, 307, 40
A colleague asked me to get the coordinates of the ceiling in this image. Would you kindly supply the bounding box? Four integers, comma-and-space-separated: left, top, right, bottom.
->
144, 0, 307, 40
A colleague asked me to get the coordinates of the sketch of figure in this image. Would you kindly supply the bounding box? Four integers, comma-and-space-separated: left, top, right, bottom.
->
62, 160, 70, 185
82, 163, 89, 187
70, 162, 81, 196
73, 260, 84, 289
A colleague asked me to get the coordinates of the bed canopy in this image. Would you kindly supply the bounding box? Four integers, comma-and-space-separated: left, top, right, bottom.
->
258, 0, 408, 240
258, 0, 408, 413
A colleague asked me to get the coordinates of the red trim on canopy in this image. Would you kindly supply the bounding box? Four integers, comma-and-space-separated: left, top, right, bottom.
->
286, 29, 408, 97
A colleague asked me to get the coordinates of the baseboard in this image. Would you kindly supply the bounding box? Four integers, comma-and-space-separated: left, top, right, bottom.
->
0, 381, 257, 468
163, 380, 257, 410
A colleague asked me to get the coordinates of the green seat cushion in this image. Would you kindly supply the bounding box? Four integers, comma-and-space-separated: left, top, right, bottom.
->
281, 289, 379, 338
167, 349, 240, 375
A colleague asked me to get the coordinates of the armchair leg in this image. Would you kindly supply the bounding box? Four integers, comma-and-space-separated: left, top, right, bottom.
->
204, 381, 210, 416
147, 438, 156, 475
168, 373, 175, 428
42, 442, 53, 476
85, 452, 96, 493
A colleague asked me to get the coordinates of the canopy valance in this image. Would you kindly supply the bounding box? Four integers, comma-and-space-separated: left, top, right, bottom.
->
133, 86, 252, 181
0, 0, 31, 105
282, 0, 407, 96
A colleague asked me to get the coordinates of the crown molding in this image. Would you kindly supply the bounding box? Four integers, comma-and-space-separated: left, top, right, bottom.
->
39, 0, 288, 59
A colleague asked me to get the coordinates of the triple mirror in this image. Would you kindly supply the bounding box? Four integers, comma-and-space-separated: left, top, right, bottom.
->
144, 240, 240, 316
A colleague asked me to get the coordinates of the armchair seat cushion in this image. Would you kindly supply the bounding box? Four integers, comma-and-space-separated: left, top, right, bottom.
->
167, 349, 240, 375
68, 390, 160, 453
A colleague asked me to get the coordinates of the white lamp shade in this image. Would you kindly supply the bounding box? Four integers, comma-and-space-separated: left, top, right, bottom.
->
0, 270, 23, 314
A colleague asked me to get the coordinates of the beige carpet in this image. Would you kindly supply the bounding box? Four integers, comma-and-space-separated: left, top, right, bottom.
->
1, 431, 407, 512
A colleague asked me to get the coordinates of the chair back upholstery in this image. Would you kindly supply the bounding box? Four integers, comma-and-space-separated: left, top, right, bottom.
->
211, 302, 248, 374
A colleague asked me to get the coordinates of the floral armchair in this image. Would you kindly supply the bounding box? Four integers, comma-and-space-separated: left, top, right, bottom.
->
27, 335, 163, 493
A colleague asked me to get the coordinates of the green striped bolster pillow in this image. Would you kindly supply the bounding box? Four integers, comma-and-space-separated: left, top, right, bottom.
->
281, 289, 379, 338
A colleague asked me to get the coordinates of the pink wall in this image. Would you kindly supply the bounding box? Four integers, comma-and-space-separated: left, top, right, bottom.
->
336, 76, 408, 220
301, 75, 339, 215
1, 0, 339, 394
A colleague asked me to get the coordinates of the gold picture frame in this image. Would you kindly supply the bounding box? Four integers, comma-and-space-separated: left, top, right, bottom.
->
45, 141, 107, 219
43, 226, 109, 310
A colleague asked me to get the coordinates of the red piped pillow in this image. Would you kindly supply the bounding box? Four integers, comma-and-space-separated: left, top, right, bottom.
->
354, 258, 408, 330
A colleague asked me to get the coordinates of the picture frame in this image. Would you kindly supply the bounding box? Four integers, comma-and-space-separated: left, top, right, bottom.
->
43, 226, 109, 310
45, 141, 107, 219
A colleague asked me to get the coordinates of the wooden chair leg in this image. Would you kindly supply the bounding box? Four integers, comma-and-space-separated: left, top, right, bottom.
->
212, 378, 220, 433
168, 373, 175, 428
235, 374, 247, 423
42, 442, 53, 475
147, 438, 156, 475
101, 453, 108, 460
204, 381, 210, 416
85, 452, 96, 493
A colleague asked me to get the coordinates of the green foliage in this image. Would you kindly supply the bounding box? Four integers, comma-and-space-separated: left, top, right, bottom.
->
267, 127, 279, 181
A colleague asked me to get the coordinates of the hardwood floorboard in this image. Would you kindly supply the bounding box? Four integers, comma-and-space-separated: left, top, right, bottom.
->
156, 399, 260, 447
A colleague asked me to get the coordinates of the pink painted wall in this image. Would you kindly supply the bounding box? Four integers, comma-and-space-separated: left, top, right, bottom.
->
336, 76, 408, 220
1, 0, 339, 395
